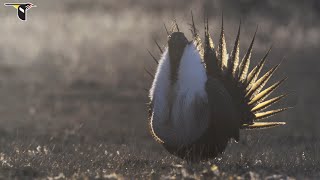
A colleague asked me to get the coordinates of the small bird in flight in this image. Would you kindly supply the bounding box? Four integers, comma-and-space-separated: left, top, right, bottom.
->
4, 2, 36, 21
147, 14, 290, 162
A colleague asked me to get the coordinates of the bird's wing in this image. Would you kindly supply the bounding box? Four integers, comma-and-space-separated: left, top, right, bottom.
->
206, 77, 240, 141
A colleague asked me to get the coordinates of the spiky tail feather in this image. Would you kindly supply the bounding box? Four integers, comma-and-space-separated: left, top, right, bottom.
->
241, 122, 286, 130
146, 14, 290, 129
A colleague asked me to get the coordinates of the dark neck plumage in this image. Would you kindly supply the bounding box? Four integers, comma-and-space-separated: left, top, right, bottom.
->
168, 32, 188, 85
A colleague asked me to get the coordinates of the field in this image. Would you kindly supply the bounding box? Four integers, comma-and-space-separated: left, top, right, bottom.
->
0, 0, 319, 179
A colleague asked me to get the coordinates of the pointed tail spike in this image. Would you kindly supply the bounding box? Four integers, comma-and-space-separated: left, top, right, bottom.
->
246, 46, 272, 90
249, 77, 287, 106
238, 26, 258, 82
174, 19, 180, 32
246, 63, 280, 98
169, 21, 177, 33
190, 11, 203, 55
229, 20, 241, 78
205, 13, 209, 33
218, 14, 228, 72
254, 107, 292, 120
147, 49, 159, 64
154, 39, 163, 54
241, 122, 286, 129
251, 94, 288, 112
190, 11, 197, 38
203, 15, 219, 76
205, 16, 214, 48
206, 16, 215, 50
164, 23, 170, 36
144, 68, 154, 79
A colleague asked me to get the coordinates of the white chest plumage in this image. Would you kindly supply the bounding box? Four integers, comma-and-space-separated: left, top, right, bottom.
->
149, 43, 209, 146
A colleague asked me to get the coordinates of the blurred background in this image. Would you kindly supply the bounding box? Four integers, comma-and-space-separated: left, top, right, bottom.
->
0, 0, 318, 158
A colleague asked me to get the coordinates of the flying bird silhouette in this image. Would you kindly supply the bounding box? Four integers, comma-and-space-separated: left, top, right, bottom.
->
4, 2, 36, 21
147, 14, 290, 162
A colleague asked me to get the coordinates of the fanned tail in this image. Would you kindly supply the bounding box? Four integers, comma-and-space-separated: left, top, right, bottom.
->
199, 15, 290, 129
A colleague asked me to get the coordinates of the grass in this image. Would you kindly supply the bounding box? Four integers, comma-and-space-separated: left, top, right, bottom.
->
1, 131, 319, 179
0, 80, 318, 179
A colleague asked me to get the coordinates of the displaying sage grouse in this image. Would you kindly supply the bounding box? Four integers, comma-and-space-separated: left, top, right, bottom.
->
147, 15, 289, 162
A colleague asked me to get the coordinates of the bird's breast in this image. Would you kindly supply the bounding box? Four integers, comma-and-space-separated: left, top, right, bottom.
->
150, 42, 211, 146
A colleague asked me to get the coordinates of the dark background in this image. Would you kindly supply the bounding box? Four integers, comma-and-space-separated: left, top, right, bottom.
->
0, 0, 318, 179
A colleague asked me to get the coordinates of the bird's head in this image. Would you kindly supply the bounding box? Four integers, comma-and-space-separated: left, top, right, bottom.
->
168, 32, 189, 84
25, 3, 36, 10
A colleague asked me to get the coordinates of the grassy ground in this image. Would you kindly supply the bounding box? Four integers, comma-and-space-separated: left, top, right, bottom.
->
0, 0, 319, 179
0, 79, 318, 179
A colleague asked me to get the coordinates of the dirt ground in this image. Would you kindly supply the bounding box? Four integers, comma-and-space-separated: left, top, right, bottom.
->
0, 0, 319, 179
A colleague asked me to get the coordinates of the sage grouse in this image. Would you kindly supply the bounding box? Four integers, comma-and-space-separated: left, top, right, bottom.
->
147, 15, 289, 162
